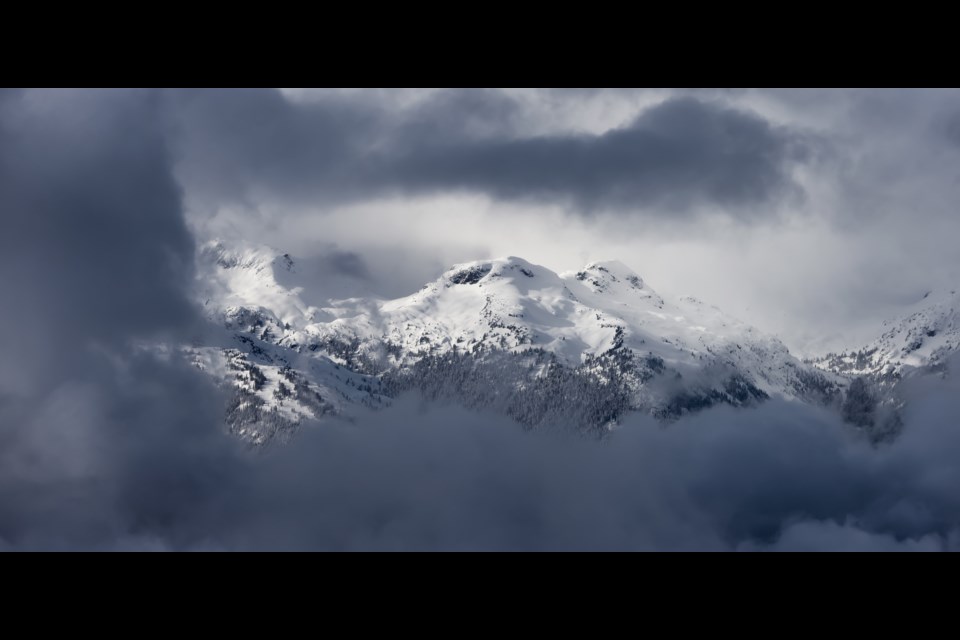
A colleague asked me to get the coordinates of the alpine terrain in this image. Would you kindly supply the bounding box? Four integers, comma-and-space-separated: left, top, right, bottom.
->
180, 241, 934, 445
812, 288, 960, 440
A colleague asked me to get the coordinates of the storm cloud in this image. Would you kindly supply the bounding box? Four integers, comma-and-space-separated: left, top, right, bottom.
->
0, 88, 198, 391
381, 96, 812, 213
167, 88, 812, 216
0, 88, 242, 550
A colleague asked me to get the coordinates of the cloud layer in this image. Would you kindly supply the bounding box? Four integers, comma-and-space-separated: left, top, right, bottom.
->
4, 369, 960, 551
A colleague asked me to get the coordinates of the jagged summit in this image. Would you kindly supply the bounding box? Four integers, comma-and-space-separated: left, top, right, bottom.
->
439, 257, 649, 292
578, 260, 645, 288
441, 256, 549, 286
562, 260, 658, 307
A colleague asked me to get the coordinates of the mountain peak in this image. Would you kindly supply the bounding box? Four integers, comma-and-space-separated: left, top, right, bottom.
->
442, 256, 546, 286
584, 259, 638, 276
565, 259, 646, 294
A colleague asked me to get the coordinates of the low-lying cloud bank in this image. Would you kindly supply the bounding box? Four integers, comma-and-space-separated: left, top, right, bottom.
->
2, 353, 959, 551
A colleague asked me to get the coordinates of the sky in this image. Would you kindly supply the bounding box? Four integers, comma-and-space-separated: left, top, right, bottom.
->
3, 88, 960, 551
160, 87, 960, 356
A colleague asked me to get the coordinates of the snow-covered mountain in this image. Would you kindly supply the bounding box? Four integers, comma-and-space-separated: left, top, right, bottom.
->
190, 241, 846, 442
811, 288, 960, 439
813, 288, 960, 382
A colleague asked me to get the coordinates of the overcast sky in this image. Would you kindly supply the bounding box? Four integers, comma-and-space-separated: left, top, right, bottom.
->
4, 88, 960, 550
147, 87, 960, 356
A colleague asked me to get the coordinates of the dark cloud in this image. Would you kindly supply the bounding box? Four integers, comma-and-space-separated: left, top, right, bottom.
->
384, 96, 812, 213
0, 88, 198, 390
167, 89, 810, 216
391, 88, 524, 145
0, 354, 230, 550
165, 88, 383, 206
0, 88, 242, 550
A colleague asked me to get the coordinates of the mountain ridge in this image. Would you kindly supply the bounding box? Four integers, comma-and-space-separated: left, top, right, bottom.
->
182, 240, 960, 446
186, 241, 874, 443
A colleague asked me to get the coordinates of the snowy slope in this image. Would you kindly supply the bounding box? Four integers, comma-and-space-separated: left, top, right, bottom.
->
188, 242, 391, 443
813, 288, 960, 383
294, 255, 835, 400
807, 288, 960, 441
